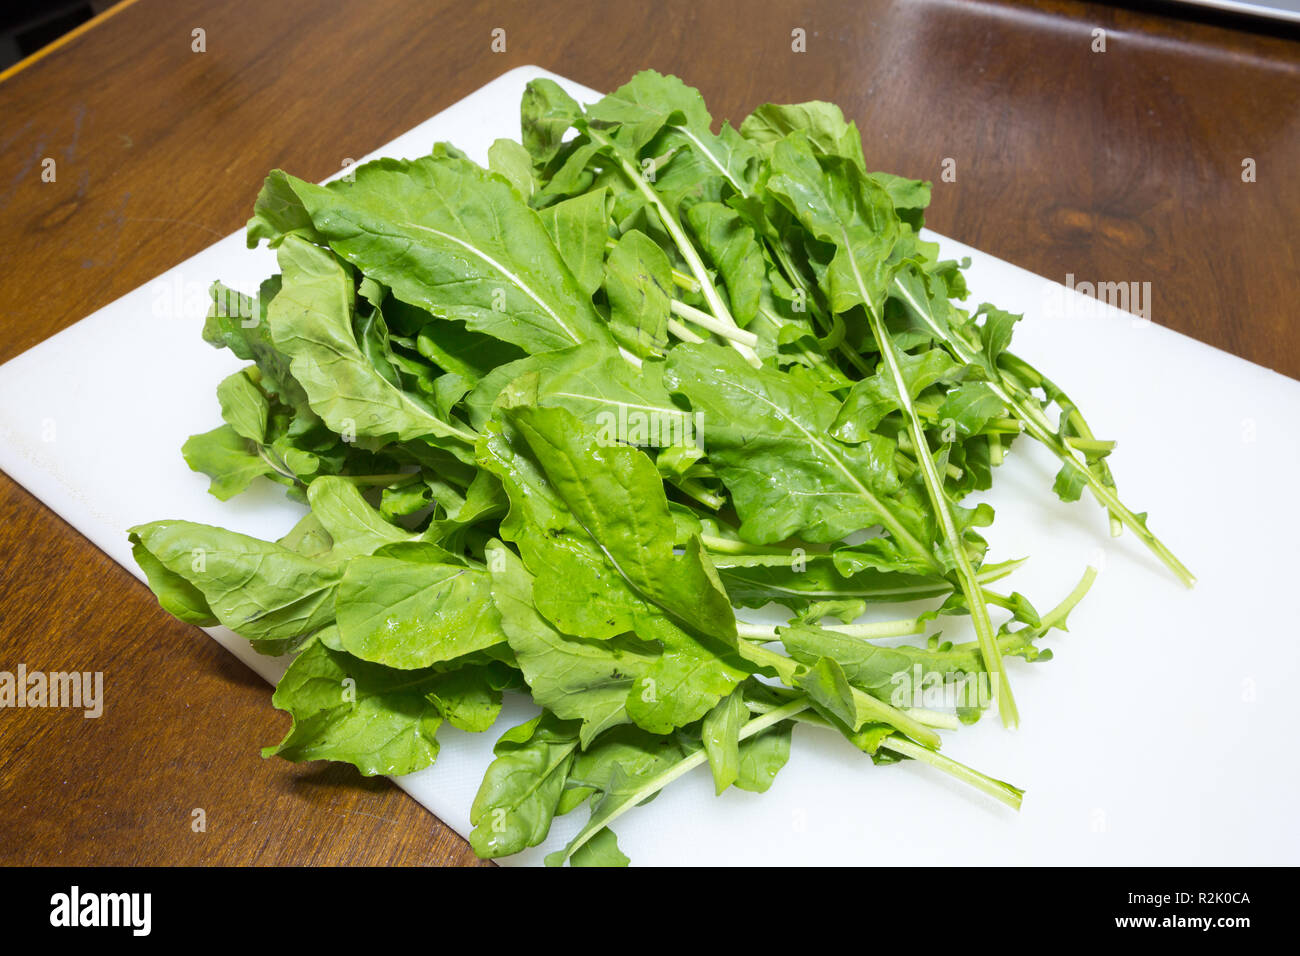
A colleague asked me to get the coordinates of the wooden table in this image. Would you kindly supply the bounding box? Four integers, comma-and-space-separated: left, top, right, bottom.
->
1, 0, 1296, 866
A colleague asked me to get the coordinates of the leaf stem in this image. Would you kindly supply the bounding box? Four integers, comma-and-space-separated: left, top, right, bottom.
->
553, 698, 811, 865
746, 695, 959, 730
860, 294, 1018, 728
1065, 436, 1115, 455
1038, 565, 1098, 632
588, 127, 761, 367
1006, 383, 1194, 586
891, 275, 1194, 587
896, 431, 963, 481
736, 617, 924, 640
699, 533, 828, 556
256, 445, 305, 487
669, 299, 760, 347
881, 735, 1023, 809
740, 642, 942, 748
670, 477, 725, 511
666, 317, 707, 345
745, 700, 1013, 799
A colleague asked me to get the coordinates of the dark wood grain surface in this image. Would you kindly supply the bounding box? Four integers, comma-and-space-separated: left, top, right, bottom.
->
1, 0, 1296, 866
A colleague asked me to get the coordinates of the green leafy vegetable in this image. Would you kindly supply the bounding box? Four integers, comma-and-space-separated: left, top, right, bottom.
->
128, 69, 1191, 866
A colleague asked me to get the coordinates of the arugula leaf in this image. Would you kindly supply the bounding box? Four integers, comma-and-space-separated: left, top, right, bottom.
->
686, 202, 764, 323
306, 477, 412, 558
505, 402, 737, 638
570, 828, 630, 867
128, 532, 217, 626
486, 541, 654, 746
538, 189, 610, 297
547, 696, 812, 866
665, 342, 929, 559
268, 236, 478, 457
267, 158, 614, 355
245, 169, 325, 249
520, 78, 585, 169
426, 664, 505, 733
181, 424, 278, 501
701, 686, 746, 793
470, 342, 693, 444
567, 723, 687, 795
937, 382, 1009, 440
623, 608, 750, 734
586, 69, 714, 156
832, 348, 964, 443
479, 413, 650, 639
216, 368, 269, 443
734, 705, 793, 793
545, 762, 668, 867
740, 101, 866, 169
129, 520, 341, 642
602, 230, 673, 358
488, 137, 537, 200
262, 637, 444, 776
336, 556, 505, 669
795, 656, 862, 729
470, 712, 579, 858
766, 133, 900, 314
496, 403, 750, 731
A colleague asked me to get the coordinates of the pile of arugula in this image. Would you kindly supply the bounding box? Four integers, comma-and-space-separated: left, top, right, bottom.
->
128, 71, 1193, 866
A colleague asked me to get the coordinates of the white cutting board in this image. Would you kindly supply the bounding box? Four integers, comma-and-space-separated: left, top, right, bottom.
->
2, 66, 1297, 866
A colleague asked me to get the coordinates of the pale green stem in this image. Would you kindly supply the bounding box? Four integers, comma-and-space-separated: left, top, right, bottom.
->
669, 299, 760, 347
860, 291, 1018, 728
670, 478, 725, 511
698, 533, 829, 556
735, 617, 924, 641
588, 127, 760, 367
747, 696, 961, 731
555, 698, 811, 864
881, 735, 1023, 810
891, 275, 1194, 588
1065, 436, 1115, 455
741, 642, 942, 749
666, 317, 706, 344
671, 268, 701, 293
1039, 565, 1098, 631
256, 445, 304, 486
1005, 379, 1193, 585
897, 431, 963, 481
904, 707, 962, 730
